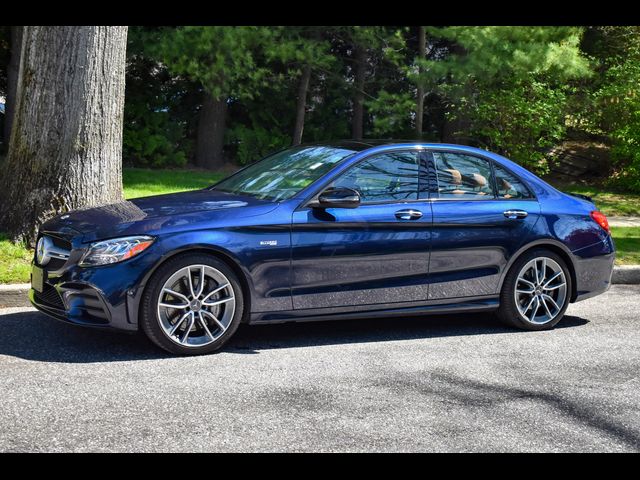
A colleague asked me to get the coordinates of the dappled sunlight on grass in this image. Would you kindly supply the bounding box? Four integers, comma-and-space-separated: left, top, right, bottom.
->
0, 234, 32, 284
611, 227, 640, 265
549, 182, 640, 217
123, 168, 225, 199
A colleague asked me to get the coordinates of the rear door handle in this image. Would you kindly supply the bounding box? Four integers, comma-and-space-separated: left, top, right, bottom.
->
503, 210, 528, 219
395, 209, 423, 220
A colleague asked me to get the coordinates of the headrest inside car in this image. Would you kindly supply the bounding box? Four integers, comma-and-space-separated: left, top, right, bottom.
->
471, 173, 487, 187
443, 169, 462, 185
499, 178, 512, 190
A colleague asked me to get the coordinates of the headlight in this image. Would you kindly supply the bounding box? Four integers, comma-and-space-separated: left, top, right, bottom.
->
79, 236, 155, 267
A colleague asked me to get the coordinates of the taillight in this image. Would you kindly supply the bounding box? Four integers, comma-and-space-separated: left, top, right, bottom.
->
590, 210, 610, 234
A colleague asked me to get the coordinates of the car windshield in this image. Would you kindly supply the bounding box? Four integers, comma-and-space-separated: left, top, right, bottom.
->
211, 145, 356, 201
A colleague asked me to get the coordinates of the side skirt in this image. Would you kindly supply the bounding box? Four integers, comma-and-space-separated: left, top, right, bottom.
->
249, 296, 499, 325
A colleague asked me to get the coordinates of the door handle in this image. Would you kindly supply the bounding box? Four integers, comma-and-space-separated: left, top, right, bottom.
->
395, 209, 423, 220
503, 210, 528, 219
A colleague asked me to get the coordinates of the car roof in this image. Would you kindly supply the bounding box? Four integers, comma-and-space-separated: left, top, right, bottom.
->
303, 139, 479, 152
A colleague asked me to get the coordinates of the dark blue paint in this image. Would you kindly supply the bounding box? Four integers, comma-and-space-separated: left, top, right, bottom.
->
31, 141, 615, 330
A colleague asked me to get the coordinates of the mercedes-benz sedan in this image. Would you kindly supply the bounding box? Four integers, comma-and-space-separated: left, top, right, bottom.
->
30, 141, 615, 355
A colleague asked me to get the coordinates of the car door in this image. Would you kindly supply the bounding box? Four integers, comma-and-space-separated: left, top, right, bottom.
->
427, 149, 541, 300
290, 149, 433, 310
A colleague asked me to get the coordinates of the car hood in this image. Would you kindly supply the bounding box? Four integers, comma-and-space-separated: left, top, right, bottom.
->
40, 189, 278, 242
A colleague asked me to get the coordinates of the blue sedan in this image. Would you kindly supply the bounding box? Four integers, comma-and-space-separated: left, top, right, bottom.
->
30, 141, 615, 355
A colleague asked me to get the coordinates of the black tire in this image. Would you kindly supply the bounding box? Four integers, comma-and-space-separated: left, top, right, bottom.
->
140, 253, 245, 355
496, 248, 572, 331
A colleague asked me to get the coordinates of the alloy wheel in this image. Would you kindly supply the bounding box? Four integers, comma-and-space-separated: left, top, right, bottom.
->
156, 264, 236, 347
514, 256, 567, 325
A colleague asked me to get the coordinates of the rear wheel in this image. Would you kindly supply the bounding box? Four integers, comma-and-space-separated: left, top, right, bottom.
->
497, 249, 572, 330
140, 253, 244, 355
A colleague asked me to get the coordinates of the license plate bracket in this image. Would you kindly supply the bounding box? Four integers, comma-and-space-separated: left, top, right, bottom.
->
32, 265, 45, 293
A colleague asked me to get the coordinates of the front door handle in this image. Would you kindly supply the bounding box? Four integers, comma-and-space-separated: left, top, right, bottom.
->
395, 209, 423, 220
503, 210, 528, 219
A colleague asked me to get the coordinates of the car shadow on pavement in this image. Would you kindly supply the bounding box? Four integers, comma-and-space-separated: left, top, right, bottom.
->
227, 313, 589, 354
0, 309, 589, 363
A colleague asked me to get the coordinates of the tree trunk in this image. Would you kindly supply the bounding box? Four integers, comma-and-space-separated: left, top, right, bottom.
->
0, 26, 128, 245
415, 26, 426, 138
292, 64, 312, 146
4, 26, 23, 145
196, 91, 227, 169
351, 45, 366, 141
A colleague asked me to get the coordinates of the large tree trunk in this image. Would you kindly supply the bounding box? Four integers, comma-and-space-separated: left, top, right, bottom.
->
415, 26, 426, 138
4, 26, 23, 145
195, 91, 227, 169
351, 45, 366, 141
292, 64, 312, 146
0, 26, 128, 245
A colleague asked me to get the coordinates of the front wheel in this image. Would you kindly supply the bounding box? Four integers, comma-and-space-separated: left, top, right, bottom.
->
140, 253, 245, 355
497, 249, 572, 330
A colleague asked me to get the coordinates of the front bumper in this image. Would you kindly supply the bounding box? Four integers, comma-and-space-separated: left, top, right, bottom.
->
28, 251, 159, 332
29, 282, 136, 331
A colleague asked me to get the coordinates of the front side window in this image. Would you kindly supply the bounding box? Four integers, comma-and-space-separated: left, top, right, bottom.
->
433, 151, 495, 199
212, 146, 356, 201
331, 151, 420, 203
493, 163, 533, 200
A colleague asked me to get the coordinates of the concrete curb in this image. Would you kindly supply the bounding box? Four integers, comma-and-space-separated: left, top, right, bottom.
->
611, 266, 640, 285
0, 284, 31, 308
2, 265, 640, 309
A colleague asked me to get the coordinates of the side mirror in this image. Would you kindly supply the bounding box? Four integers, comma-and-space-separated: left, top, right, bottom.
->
314, 187, 361, 209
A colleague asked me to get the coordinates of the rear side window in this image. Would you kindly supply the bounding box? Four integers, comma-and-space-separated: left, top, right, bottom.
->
331, 151, 419, 203
433, 152, 495, 199
494, 163, 533, 200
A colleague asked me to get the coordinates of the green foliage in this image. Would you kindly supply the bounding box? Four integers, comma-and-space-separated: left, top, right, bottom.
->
460, 80, 569, 172
594, 59, 640, 192
423, 27, 591, 83
367, 90, 415, 136
266, 26, 336, 73
226, 124, 290, 165
148, 26, 273, 100
116, 25, 640, 192
419, 27, 591, 172
123, 108, 190, 168
123, 28, 195, 167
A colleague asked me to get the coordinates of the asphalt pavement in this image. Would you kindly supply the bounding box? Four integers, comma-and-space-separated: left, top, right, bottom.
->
1, 285, 639, 452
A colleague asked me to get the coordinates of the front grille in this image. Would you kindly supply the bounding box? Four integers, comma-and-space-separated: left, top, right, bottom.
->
50, 235, 72, 251
46, 257, 67, 271
35, 233, 72, 271
34, 284, 65, 310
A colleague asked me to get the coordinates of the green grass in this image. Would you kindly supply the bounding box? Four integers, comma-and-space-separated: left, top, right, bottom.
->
550, 183, 640, 217
0, 234, 32, 284
611, 227, 640, 265
1, 170, 640, 284
123, 168, 225, 199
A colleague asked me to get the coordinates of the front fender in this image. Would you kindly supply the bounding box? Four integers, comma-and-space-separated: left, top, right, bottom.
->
125, 227, 293, 326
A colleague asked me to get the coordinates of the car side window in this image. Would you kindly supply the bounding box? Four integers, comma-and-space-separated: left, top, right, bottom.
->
331, 151, 419, 203
433, 151, 495, 199
493, 163, 533, 200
